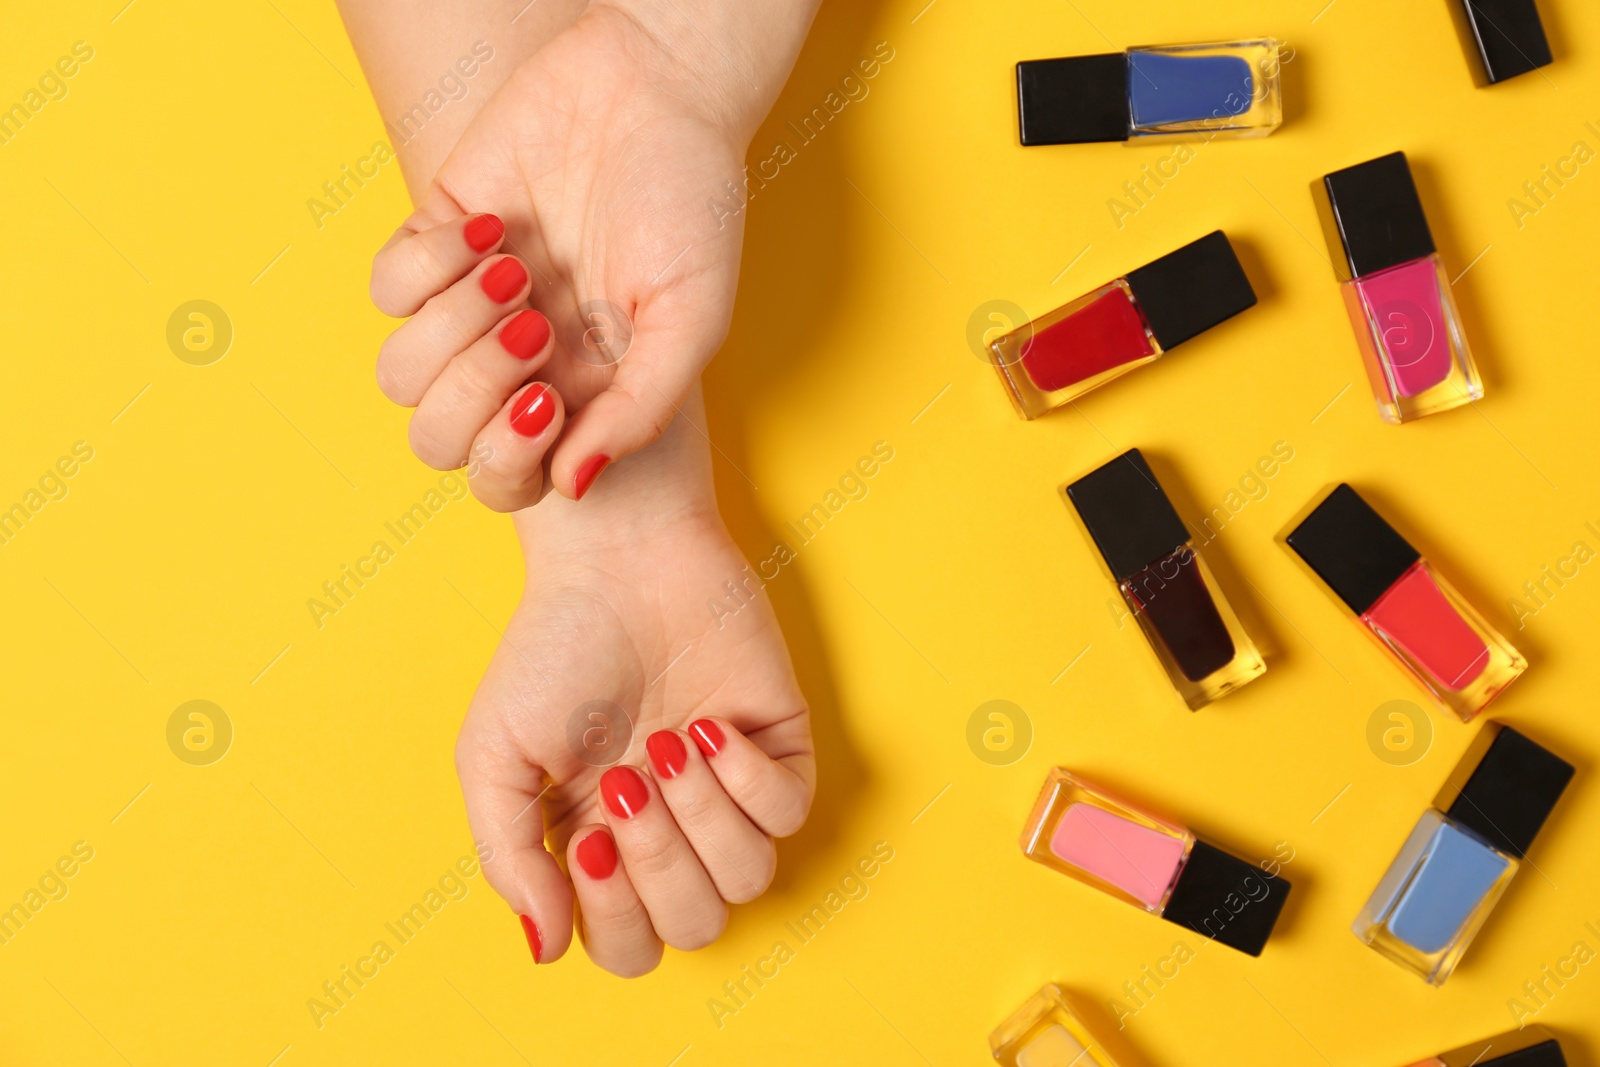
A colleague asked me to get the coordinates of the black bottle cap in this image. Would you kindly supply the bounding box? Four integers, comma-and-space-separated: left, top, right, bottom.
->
1285, 484, 1420, 615
1460, 0, 1552, 84
1124, 231, 1257, 350
1440, 724, 1573, 859
1016, 54, 1130, 145
1065, 449, 1188, 582
1438, 1025, 1566, 1067
1321, 152, 1437, 279
1163, 840, 1291, 957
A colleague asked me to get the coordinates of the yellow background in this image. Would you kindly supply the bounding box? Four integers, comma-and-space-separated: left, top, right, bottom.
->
4, 0, 1599, 1063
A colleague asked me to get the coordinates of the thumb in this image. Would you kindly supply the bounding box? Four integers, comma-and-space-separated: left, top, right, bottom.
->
549, 317, 716, 500
454, 721, 574, 965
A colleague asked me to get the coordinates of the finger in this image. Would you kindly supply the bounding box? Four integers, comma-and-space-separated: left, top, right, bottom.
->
408, 309, 555, 470
454, 724, 574, 965
465, 381, 567, 512
371, 212, 506, 318
376, 254, 534, 407
598, 765, 726, 951
547, 324, 710, 500
567, 826, 663, 978
645, 730, 775, 904
688, 718, 815, 839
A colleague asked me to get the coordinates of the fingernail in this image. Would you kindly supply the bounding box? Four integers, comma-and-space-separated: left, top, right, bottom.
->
600, 765, 649, 820
481, 257, 528, 303
576, 829, 619, 880
509, 383, 556, 438
518, 913, 543, 963
498, 309, 551, 360
647, 731, 688, 779
689, 719, 725, 758
574, 455, 610, 499
464, 213, 505, 253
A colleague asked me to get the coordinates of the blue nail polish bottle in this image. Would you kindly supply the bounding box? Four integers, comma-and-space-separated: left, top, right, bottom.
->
1017, 39, 1282, 146
1354, 724, 1573, 985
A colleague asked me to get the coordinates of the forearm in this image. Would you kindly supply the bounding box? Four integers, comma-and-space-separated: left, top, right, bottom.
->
335, 0, 590, 196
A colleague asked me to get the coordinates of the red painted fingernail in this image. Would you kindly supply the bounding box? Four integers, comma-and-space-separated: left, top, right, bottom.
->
600, 765, 649, 819
509, 383, 556, 438
647, 731, 688, 779
574, 455, 610, 499
481, 257, 528, 303
464, 213, 505, 253
689, 719, 724, 758
576, 829, 619, 880
518, 913, 542, 963
498, 309, 551, 360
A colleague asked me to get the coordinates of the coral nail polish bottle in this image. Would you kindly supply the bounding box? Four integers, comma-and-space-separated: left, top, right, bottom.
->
1286, 484, 1526, 720
1022, 769, 1291, 956
1403, 1025, 1566, 1067
990, 984, 1120, 1067
1451, 0, 1552, 86
1065, 449, 1264, 709
989, 231, 1256, 418
1017, 39, 1282, 145
1354, 723, 1573, 986
1318, 152, 1483, 422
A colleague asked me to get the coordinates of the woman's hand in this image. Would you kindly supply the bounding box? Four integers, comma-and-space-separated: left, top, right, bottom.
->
459, 391, 815, 975
369, 0, 818, 509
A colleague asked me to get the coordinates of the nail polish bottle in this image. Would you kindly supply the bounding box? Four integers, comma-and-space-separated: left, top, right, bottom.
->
990, 984, 1120, 1067
1354, 723, 1573, 985
1318, 152, 1483, 422
1451, 0, 1552, 86
990, 231, 1256, 419
1017, 39, 1282, 145
1285, 484, 1526, 720
1022, 769, 1291, 956
1065, 449, 1264, 709
1404, 1025, 1566, 1067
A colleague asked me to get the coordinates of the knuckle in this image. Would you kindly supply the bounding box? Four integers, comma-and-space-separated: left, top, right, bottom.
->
407, 415, 460, 471
375, 341, 420, 407
665, 785, 720, 828
406, 239, 450, 298
618, 830, 679, 879
720, 844, 775, 904
601, 944, 663, 979
663, 904, 727, 952
451, 350, 502, 404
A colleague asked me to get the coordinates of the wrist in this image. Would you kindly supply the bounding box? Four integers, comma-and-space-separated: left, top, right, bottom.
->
591, 0, 821, 142
512, 383, 722, 571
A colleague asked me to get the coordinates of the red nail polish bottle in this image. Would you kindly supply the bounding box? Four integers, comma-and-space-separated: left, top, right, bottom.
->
1318, 152, 1484, 423
988, 231, 1256, 419
1286, 484, 1526, 720
1065, 449, 1265, 710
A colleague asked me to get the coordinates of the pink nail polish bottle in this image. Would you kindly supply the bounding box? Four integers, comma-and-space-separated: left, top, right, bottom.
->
1319, 152, 1484, 423
1020, 769, 1291, 956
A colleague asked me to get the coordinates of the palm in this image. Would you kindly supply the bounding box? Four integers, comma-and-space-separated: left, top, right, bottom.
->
467, 508, 808, 850
431, 7, 746, 416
